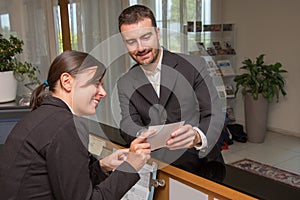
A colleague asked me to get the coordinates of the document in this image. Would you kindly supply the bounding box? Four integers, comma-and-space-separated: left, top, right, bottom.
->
121, 162, 158, 200
147, 121, 185, 150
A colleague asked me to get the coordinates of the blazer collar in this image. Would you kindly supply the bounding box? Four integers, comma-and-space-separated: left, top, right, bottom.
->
130, 65, 159, 105
42, 96, 72, 113
160, 50, 178, 106
129, 49, 179, 106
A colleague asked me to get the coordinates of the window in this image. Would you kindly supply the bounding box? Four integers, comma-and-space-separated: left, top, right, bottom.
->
53, 5, 63, 53
53, 1, 79, 53
129, 0, 211, 53
0, 13, 10, 37
68, 3, 79, 50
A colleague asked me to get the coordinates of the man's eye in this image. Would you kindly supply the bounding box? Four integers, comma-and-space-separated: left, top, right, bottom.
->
141, 33, 152, 41
126, 40, 136, 45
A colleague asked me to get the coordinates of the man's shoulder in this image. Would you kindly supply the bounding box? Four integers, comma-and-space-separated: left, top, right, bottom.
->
117, 67, 135, 81
175, 52, 206, 63
163, 49, 206, 65
163, 51, 207, 74
117, 64, 139, 88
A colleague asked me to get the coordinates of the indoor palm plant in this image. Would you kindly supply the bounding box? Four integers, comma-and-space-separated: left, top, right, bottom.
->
0, 33, 40, 103
234, 54, 288, 143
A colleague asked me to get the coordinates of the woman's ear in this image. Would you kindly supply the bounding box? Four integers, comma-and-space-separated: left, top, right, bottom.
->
60, 73, 73, 92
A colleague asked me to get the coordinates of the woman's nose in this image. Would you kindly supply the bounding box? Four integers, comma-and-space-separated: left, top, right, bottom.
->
97, 85, 107, 97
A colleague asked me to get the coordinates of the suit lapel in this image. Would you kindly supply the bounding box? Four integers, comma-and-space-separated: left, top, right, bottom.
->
160, 50, 178, 107
130, 65, 159, 105
129, 50, 179, 107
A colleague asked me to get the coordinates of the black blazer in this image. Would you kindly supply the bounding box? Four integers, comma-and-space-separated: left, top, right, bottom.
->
0, 96, 139, 200
117, 50, 225, 176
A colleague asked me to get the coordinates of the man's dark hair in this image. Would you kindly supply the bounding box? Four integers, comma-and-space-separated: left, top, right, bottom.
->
118, 5, 157, 32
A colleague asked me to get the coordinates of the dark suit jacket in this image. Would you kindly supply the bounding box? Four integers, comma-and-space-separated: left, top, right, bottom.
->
0, 96, 139, 200
117, 50, 225, 176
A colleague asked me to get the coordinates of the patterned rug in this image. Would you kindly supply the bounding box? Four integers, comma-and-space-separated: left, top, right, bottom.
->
229, 158, 300, 188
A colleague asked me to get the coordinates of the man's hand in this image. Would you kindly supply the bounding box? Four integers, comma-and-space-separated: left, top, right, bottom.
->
166, 124, 201, 150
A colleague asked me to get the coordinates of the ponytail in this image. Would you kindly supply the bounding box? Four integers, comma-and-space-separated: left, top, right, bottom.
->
30, 82, 49, 111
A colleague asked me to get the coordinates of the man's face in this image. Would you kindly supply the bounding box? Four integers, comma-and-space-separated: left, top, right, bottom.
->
120, 18, 161, 66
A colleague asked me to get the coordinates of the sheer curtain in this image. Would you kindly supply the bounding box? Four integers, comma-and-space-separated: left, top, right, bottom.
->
0, 0, 58, 96
67, 0, 131, 127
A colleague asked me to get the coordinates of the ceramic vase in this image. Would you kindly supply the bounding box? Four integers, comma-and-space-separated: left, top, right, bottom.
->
244, 93, 268, 143
0, 71, 17, 103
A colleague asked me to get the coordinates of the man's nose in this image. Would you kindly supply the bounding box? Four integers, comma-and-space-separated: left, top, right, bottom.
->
136, 40, 146, 51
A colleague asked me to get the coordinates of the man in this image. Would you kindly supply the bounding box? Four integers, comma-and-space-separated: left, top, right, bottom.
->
117, 5, 225, 180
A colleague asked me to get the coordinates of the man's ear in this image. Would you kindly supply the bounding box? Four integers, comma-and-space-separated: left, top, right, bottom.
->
156, 27, 160, 40
60, 73, 73, 92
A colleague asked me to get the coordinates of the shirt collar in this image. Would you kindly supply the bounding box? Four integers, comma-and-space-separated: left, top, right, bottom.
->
66, 102, 75, 114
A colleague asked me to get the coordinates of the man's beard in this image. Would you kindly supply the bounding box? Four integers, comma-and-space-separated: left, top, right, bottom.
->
133, 46, 160, 67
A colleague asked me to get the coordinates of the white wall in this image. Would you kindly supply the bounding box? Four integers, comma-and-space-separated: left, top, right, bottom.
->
220, 0, 300, 137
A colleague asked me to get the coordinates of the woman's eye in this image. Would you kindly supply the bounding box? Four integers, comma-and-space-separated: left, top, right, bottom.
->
92, 81, 100, 87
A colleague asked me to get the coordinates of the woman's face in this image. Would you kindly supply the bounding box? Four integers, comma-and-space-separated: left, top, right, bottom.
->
72, 66, 106, 116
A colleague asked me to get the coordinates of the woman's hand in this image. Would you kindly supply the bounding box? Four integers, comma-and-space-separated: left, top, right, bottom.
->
100, 129, 155, 172
126, 129, 155, 171
100, 149, 129, 172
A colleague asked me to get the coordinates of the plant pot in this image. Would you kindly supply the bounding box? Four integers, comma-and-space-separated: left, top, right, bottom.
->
0, 71, 17, 103
244, 93, 268, 143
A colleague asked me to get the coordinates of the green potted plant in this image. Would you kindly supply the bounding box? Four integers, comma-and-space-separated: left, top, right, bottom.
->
0, 33, 40, 103
234, 54, 288, 143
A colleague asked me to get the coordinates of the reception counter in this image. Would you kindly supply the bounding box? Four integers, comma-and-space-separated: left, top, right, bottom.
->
0, 105, 299, 199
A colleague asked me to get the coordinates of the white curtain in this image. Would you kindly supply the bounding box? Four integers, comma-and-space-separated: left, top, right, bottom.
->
0, 0, 58, 96
67, 0, 131, 127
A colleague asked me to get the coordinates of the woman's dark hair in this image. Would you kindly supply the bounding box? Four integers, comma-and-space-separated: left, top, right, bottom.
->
118, 5, 157, 32
30, 50, 106, 110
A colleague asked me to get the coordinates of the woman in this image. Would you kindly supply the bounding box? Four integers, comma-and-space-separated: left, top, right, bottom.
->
0, 50, 153, 199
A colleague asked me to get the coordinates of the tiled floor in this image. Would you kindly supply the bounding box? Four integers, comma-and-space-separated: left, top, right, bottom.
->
221, 131, 300, 175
